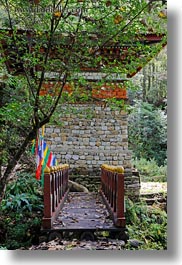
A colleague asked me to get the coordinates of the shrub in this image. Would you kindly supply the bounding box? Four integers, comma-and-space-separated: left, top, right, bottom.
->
128, 101, 167, 166
0, 172, 43, 249
125, 198, 167, 250
132, 157, 167, 182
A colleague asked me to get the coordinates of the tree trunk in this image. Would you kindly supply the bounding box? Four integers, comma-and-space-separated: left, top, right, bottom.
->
142, 67, 147, 101
0, 128, 36, 201
0, 81, 5, 186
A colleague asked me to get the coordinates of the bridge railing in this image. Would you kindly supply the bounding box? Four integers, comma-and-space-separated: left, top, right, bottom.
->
100, 164, 125, 227
42, 164, 69, 229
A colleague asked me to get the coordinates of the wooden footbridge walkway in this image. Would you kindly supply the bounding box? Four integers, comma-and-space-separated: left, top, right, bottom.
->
42, 164, 127, 241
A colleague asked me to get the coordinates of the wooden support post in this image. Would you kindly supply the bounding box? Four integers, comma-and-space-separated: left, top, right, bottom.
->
42, 164, 70, 230
100, 164, 125, 228
42, 168, 52, 229
52, 171, 55, 213
115, 173, 125, 227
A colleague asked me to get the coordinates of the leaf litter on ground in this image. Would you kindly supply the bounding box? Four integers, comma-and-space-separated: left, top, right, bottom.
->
29, 237, 126, 250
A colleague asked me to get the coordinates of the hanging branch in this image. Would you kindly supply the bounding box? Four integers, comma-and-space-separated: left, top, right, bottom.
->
94, 1, 152, 52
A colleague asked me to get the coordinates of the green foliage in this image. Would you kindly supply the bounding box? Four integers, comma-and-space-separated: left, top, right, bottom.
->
125, 198, 167, 250
0, 76, 33, 166
0, 172, 43, 249
131, 48, 167, 108
0, 211, 42, 249
1, 193, 43, 212
0, 246, 7, 250
106, 98, 127, 111
128, 101, 167, 166
3, 171, 41, 195
132, 157, 167, 182
1, 172, 43, 213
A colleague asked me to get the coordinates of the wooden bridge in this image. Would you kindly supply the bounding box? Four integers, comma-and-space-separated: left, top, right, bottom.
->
42, 164, 127, 241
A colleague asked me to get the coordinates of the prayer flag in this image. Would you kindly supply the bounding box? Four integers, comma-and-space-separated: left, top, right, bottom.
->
32, 126, 58, 184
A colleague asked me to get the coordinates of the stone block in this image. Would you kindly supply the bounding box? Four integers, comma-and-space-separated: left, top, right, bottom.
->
45, 128, 53, 133
105, 146, 111, 150
90, 142, 96, 146
54, 128, 60, 133
101, 126, 107, 130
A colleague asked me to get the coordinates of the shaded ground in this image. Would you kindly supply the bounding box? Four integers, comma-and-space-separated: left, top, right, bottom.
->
30, 237, 126, 250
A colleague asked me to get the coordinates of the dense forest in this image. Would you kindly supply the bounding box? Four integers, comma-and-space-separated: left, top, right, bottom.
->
128, 47, 167, 181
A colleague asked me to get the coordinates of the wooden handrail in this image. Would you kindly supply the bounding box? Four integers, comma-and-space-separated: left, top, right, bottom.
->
100, 164, 125, 227
42, 164, 69, 229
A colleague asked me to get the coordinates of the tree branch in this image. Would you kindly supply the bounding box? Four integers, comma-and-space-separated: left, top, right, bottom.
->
3, 0, 36, 100
0, 128, 36, 201
92, 2, 151, 54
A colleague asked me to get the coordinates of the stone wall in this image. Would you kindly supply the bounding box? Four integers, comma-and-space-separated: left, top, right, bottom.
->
45, 104, 140, 196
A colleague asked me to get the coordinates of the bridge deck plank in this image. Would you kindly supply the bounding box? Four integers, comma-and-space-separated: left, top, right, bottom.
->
52, 192, 116, 231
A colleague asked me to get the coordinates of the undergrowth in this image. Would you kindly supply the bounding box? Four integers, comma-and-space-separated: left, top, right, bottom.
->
0, 172, 43, 250
132, 158, 167, 182
125, 198, 167, 250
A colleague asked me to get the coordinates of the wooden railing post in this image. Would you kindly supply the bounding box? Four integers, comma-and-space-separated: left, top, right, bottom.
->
100, 164, 125, 228
43, 166, 52, 229
116, 172, 125, 227
42, 164, 69, 229
51, 168, 56, 213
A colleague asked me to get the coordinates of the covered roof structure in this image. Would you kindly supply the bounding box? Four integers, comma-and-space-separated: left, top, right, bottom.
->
0, 29, 166, 79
